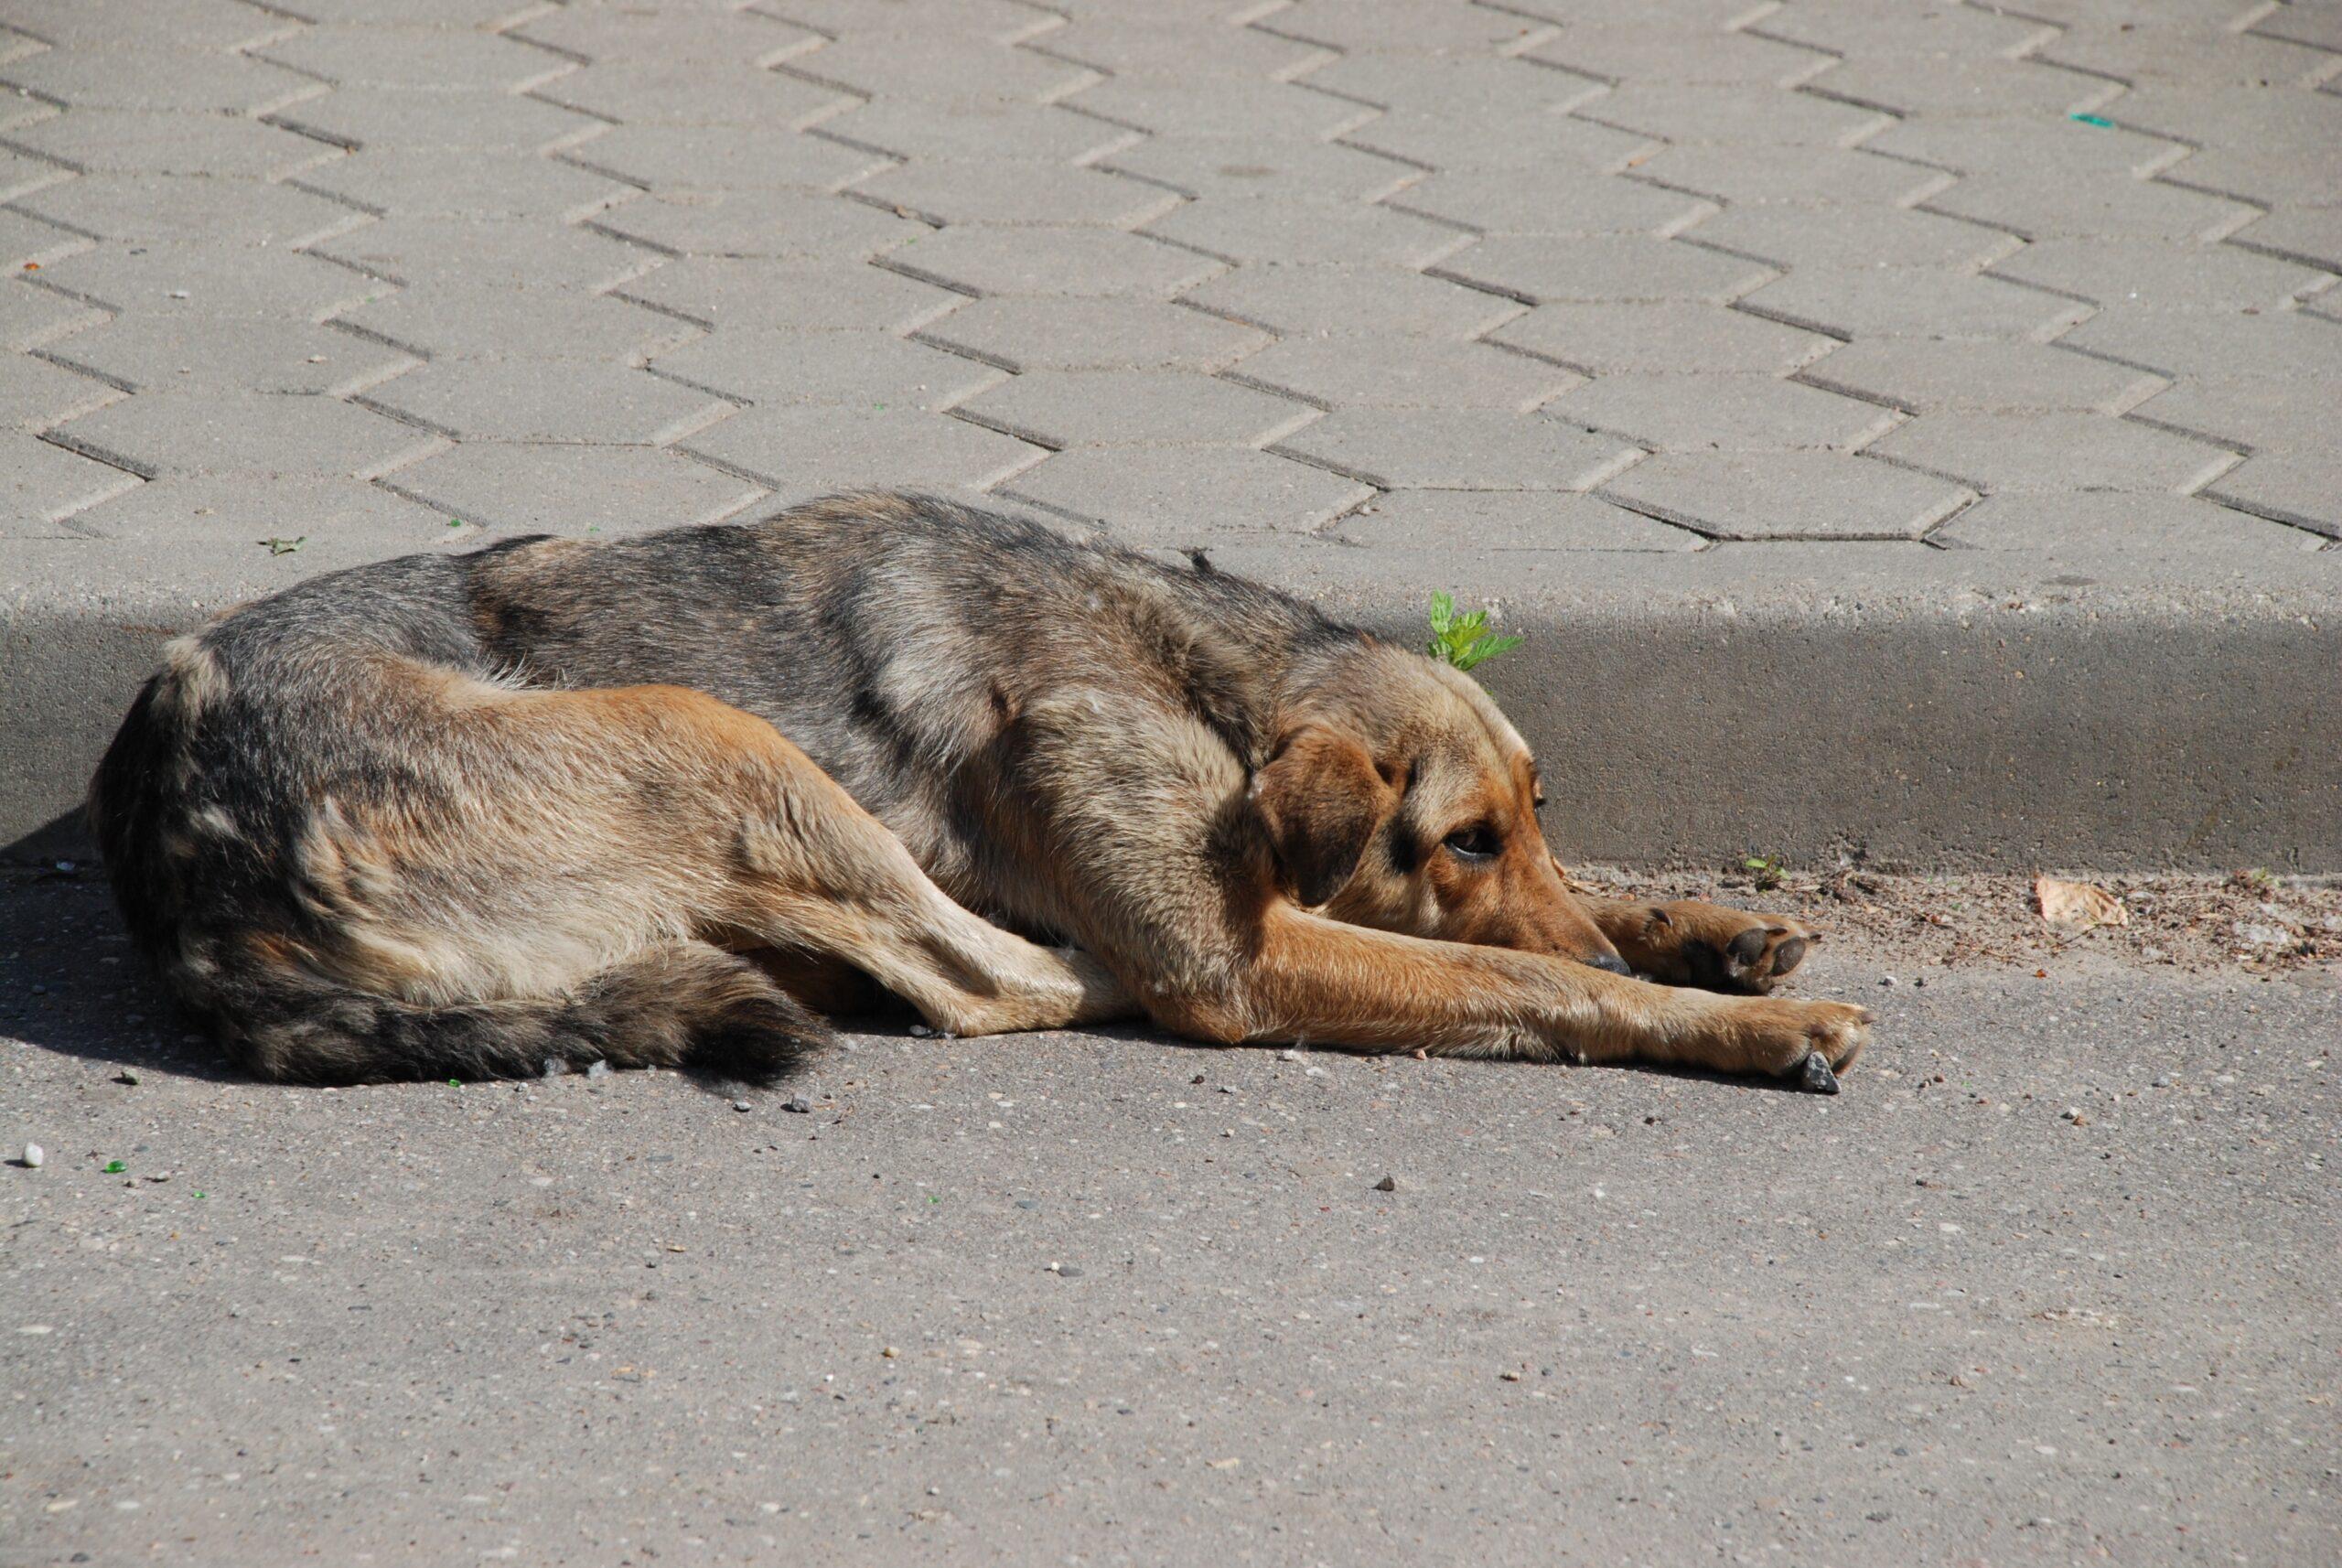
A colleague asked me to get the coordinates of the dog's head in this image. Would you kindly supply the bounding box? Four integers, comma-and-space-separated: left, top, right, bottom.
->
1252, 643, 1627, 972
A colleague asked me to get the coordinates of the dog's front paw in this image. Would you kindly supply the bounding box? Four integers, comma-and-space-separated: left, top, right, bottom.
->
1614, 900, 1817, 993
1738, 997, 1870, 1090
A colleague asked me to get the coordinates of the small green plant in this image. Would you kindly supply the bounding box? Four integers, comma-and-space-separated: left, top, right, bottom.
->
1742, 855, 1784, 892
260, 535, 305, 555
1425, 591, 1522, 673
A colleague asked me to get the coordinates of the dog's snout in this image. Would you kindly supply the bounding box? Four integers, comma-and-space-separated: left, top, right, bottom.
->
1582, 951, 1634, 977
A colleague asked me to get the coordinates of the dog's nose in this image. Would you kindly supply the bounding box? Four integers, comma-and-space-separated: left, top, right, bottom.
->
1582, 951, 1634, 976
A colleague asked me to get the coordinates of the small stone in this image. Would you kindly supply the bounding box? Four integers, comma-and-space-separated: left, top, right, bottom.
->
2151, 1074, 2171, 1088
783, 1096, 812, 1113
1912, 976, 1927, 988
1879, 975, 1898, 987
1015, 1198, 1039, 1209
733, 1100, 752, 1113
2233, 921, 2293, 948
1372, 1175, 1397, 1192
20, 1144, 42, 1169
115, 1069, 138, 1086
881, 1345, 898, 1358
1278, 1047, 1305, 1062
1057, 1264, 1084, 1278
585, 1059, 612, 1079
1499, 1369, 1521, 1381
908, 1024, 934, 1037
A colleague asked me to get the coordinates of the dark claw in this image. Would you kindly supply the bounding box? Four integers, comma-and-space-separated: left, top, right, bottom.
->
1770, 936, 1808, 976
1799, 1052, 1841, 1095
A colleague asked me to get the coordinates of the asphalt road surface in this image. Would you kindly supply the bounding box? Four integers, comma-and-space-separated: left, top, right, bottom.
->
3, 870, 2335, 1565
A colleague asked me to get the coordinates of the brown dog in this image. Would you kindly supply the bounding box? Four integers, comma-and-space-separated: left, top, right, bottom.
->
88, 492, 1867, 1090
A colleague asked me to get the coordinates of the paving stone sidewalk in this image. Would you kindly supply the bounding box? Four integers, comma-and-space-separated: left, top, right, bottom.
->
2, 0, 2339, 863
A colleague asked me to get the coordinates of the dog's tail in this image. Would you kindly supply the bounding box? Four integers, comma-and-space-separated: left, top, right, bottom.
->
206, 941, 830, 1087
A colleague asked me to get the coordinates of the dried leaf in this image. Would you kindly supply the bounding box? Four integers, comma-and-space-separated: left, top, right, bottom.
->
2036, 875, 2127, 931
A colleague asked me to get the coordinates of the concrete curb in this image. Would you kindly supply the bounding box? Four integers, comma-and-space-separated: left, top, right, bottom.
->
7, 532, 2340, 870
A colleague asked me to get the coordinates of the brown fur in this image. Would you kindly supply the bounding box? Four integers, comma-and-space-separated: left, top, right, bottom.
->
88, 493, 1866, 1088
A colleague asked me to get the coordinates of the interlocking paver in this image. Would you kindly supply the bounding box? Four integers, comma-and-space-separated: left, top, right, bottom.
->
793, 36, 1095, 105
1527, 25, 1828, 87
1932, 493, 2326, 557
818, 102, 1136, 165
2201, 452, 2342, 537
1990, 241, 2337, 314
67, 473, 457, 551
768, 0, 1055, 45
956, 370, 1316, 448
1585, 83, 1892, 145
536, 60, 856, 129
1343, 108, 1653, 173
1000, 446, 1370, 541
1799, 338, 2165, 415
0, 0, 286, 51
1097, 137, 1417, 207
1300, 56, 1605, 120
1546, 373, 1900, 453
1861, 115, 2182, 180
1601, 452, 1975, 541
0, 354, 120, 431
650, 330, 1004, 410
682, 403, 1044, 495
270, 88, 603, 154
1926, 172, 2258, 242
847, 163, 1180, 229
362, 361, 736, 446
916, 296, 1272, 372
2039, 28, 2341, 88
884, 227, 1221, 298
592, 189, 924, 262
312, 219, 660, 293
1041, 17, 1327, 80
32, 243, 389, 321
49, 391, 444, 480
0, 280, 103, 350
511, 5, 820, 67
1064, 79, 1377, 141
1492, 302, 1833, 375
335, 287, 701, 365
1690, 205, 2019, 271
1755, 0, 2054, 55
1184, 264, 1521, 338
0, 48, 323, 116
1228, 335, 1577, 411
1627, 145, 1947, 208
1436, 237, 1772, 305
1868, 413, 2240, 494
0, 209, 89, 273
1272, 409, 1642, 491
1146, 199, 1469, 269
0, 109, 338, 180
2130, 376, 2334, 456
0, 432, 141, 529
1805, 56, 2115, 119
295, 150, 633, 223
2230, 207, 2342, 271
1265, 1, 1556, 58
618, 258, 962, 333
1737, 268, 2093, 339
380, 444, 768, 536
1329, 489, 1700, 553
14, 174, 360, 250
0, 145, 67, 203
563, 124, 889, 196
255, 29, 575, 94
1389, 166, 1713, 237
40, 317, 417, 396
2057, 311, 2342, 383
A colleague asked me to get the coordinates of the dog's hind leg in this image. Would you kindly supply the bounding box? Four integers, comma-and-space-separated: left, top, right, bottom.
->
642, 691, 1134, 1038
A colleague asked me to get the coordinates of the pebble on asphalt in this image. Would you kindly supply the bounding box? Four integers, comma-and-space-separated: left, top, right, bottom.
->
1373, 1176, 1397, 1192
586, 1060, 612, 1079
783, 1097, 812, 1114
20, 1144, 42, 1169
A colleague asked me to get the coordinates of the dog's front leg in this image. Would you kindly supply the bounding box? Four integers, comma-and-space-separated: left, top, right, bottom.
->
1585, 892, 1820, 994
1153, 905, 1867, 1088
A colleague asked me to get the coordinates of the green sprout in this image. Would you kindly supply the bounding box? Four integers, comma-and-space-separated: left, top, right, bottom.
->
261, 535, 306, 556
1425, 591, 1523, 673
1742, 855, 1784, 892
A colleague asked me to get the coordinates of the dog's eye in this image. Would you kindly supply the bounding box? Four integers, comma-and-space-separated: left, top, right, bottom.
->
1443, 825, 1499, 861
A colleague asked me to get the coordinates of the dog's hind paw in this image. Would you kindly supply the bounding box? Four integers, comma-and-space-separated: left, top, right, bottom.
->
1607, 899, 1819, 994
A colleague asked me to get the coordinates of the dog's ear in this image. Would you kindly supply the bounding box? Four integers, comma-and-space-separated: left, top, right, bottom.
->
1253, 725, 1394, 907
